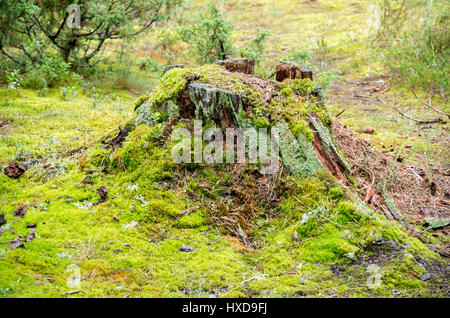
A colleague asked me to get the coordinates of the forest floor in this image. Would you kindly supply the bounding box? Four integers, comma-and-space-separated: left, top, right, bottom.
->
0, 0, 448, 297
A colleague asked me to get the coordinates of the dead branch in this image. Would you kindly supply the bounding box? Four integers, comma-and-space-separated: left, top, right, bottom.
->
335, 109, 347, 118
391, 106, 444, 124
377, 96, 445, 124
411, 89, 450, 119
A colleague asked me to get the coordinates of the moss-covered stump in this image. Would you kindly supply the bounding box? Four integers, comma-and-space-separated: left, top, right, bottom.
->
134, 64, 349, 182
95, 63, 449, 297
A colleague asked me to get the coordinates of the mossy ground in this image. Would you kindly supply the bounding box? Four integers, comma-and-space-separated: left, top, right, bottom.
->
0, 0, 448, 298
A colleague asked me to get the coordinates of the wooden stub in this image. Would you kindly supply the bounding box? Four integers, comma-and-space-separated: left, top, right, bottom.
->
215, 58, 255, 75
162, 64, 184, 76
276, 62, 313, 82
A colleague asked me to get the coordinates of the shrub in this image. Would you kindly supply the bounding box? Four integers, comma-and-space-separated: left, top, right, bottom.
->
239, 30, 272, 65
178, 3, 271, 65
373, 0, 449, 90
178, 3, 234, 64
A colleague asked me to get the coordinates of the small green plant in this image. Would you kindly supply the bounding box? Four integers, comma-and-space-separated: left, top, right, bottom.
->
281, 50, 312, 65
178, 3, 270, 65
139, 57, 163, 72
239, 30, 272, 65
314, 69, 342, 92
6, 69, 23, 90
37, 82, 49, 97
178, 3, 234, 64
60, 86, 79, 101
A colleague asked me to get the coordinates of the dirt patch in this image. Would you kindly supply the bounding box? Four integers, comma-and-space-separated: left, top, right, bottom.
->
333, 121, 450, 225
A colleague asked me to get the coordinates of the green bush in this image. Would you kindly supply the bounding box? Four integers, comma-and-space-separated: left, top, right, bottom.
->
24, 53, 72, 89
178, 3, 270, 65
239, 30, 272, 65
374, 0, 449, 90
178, 3, 234, 64
281, 50, 312, 65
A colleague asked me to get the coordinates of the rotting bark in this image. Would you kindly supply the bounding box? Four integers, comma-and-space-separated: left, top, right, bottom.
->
276, 61, 313, 82
309, 116, 351, 185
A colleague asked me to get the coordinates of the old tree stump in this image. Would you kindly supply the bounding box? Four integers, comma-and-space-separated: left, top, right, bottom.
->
134, 59, 350, 184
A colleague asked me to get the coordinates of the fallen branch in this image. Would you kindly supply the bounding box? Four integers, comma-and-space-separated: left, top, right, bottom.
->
411, 89, 450, 119
376, 96, 445, 124
265, 71, 276, 80
60, 290, 84, 296
391, 106, 444, 124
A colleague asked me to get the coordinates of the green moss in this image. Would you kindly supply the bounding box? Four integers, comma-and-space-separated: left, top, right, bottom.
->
289, 120, 314, 141
134, 95, 148, 109
176, 210, 208, 229
335, 200, 361, 225
329, 187, 343, 200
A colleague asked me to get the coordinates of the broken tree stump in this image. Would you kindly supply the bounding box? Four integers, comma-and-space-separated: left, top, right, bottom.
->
178, 83, 244, 131
135, 65, 351, 182
215, 58, 255, 75
276, 62, 313, 82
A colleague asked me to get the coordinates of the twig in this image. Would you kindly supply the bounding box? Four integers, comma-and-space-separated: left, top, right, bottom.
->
391, 106, 444, 124
377, 96, 444, 124
60, 290, 84, 296
335, 109, 347, 118
0, 239, 24, 244
265, 71, 276, 80
407, 167, 423, 181
411, 89, 450, 119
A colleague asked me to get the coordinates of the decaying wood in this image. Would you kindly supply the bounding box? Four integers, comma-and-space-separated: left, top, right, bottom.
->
276, 61, 313, 82
215, 58, 255, 75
